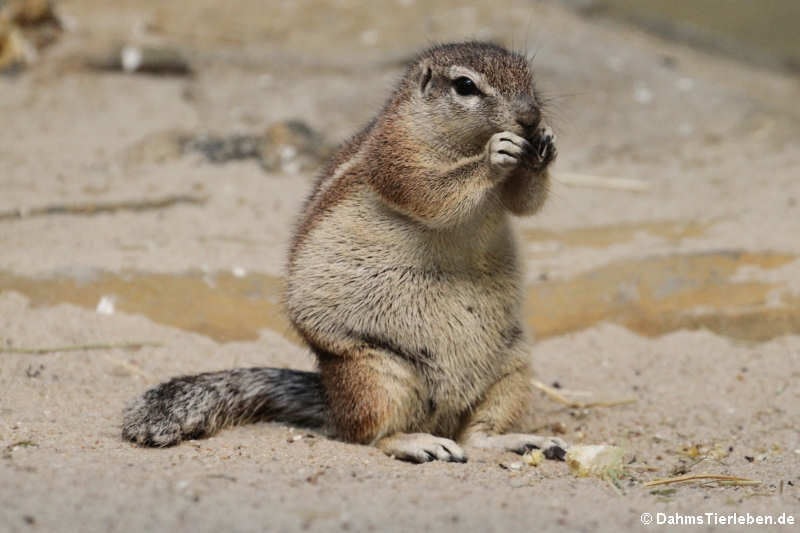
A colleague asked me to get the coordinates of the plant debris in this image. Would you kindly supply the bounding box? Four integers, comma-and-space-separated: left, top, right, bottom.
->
644, 474, 761, 488
3, 440, 38, 459
532, 379, 637, 409
0, 194, 207, 221
649, 488, 678, 497
0, 0, 68, 73
0, 341, 162, 354
0, 17, 34, 72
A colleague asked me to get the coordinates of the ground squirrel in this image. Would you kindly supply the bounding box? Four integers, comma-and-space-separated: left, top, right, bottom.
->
122, 41, 565, 463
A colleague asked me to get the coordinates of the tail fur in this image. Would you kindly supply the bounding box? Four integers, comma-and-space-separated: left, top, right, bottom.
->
122, 367, 328, 446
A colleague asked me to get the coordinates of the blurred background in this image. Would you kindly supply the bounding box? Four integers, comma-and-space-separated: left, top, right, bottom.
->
6, 0, 800, 74
563, 0, 800, 72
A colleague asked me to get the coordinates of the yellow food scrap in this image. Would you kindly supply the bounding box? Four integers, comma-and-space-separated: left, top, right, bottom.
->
523, 449, 545, 467
566, 445, 625, 478
680, 445, 701, 458
708, 444, 730, 460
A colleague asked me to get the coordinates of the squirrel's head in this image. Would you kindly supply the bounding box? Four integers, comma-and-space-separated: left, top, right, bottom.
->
396, 42, 545, 158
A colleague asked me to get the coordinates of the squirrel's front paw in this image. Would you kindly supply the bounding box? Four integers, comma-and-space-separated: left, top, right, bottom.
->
486, 131, 530, 179
533, 125, 557, 168
377, 433, 468, 463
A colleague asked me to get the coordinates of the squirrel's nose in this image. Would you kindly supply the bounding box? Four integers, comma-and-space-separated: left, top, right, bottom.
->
514, 99, 541, 130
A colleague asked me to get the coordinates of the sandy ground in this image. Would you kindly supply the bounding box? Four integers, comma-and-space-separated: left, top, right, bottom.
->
1, 1, 799, 532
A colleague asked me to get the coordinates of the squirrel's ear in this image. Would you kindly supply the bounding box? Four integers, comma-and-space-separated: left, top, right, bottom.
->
419, 61, 433, 96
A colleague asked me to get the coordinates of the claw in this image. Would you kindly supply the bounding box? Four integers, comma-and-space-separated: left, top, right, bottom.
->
537, 135, 552, 160
378, 433, 467, 464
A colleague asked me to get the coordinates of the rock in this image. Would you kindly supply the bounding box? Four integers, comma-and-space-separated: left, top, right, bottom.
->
124, 121, 334, 174
179, 120, 334, 173
88, 44, 191, 75
257, 120, 335, 174
183, 133, 259, 163
125, 129, 189, 166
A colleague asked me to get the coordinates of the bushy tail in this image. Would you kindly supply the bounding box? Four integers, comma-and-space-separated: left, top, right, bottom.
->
122, 367, 328, 447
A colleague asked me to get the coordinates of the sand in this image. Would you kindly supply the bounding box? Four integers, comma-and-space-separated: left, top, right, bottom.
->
1, 1, 798, 531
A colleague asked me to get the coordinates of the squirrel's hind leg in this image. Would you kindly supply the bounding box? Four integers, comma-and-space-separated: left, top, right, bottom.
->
318, 346, 464, 462
459, 359, 568, 457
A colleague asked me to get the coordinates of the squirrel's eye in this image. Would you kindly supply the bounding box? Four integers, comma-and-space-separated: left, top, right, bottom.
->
453, 76, 480, 96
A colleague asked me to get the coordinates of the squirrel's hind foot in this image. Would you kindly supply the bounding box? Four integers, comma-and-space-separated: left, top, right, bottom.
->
464, 432, 568, 459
